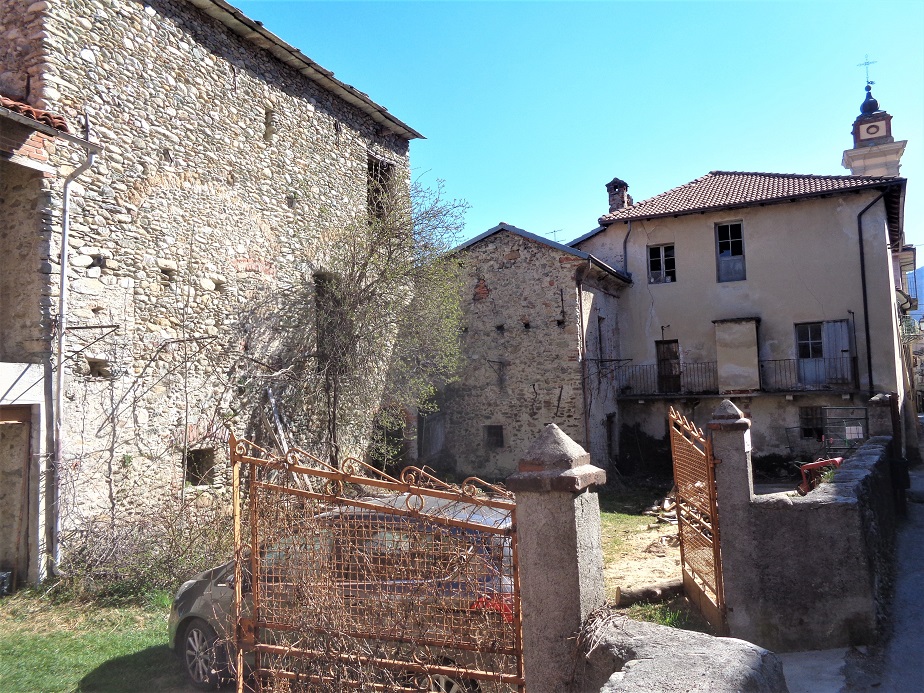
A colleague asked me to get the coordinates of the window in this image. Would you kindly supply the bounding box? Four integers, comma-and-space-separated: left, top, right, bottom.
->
648, 244, 676, 284
185, 448, 215, 486
716, 222, 745, 282
367, 156, 394, 222
795, 320, 852, 386
484, 425, 505, 449
799, 406, 824, 440
796, 323, 824, 360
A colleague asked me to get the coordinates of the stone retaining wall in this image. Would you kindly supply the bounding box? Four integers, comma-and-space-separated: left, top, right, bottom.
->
720, 433, 897, 652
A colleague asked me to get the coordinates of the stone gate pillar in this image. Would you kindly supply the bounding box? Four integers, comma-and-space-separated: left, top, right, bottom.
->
709, 399, 756, 641
506, 424, 607, 693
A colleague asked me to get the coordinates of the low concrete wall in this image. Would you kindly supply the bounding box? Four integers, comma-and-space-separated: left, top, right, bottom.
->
725, 435, 897, 652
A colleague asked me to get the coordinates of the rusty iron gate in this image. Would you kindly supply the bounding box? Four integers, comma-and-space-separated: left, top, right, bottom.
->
230, 435, 525, 692
668, 407, 726, 634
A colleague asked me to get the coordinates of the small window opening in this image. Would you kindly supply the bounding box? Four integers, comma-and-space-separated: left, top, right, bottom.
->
86, 358, 112, 378
484, 425, 505, 449
523, 321, 531, 330
264, 108, 278, 142
367, 156, 394, 221
89, 255, 105, 269
185, 448, 216, 486
495, 324, 505, 332
160, 267, 176, 284
556, 318, 565, 328
160, 148, 173, 164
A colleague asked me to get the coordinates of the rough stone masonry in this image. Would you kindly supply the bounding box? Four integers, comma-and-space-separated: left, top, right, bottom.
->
0, 0, 415, 576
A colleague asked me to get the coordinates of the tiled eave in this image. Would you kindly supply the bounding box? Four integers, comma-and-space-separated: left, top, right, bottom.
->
185, 0, 423, 141
0, 103, 102, 154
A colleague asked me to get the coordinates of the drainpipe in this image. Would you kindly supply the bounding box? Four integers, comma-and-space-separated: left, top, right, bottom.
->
577, 260, 592, 451
622, 221, 633, 276
52, 113, 96, 572
856, 192, 885, 397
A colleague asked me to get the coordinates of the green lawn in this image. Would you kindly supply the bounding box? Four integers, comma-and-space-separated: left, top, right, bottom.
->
0, 591, 189, 693
597, 482, 669, 566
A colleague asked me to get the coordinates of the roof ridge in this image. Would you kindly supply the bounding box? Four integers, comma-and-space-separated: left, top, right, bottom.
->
709, 170, 896, 181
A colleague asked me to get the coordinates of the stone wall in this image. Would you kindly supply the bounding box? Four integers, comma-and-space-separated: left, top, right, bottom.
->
440, 230, 626, 479
440, 231, 587, 478
717, 432, 897, 652
0, 160, 52, 363
0, 1, 47, 102
2, 0, 412, 537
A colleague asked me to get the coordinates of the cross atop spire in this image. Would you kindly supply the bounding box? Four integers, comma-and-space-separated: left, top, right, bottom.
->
857, 54, 877, 86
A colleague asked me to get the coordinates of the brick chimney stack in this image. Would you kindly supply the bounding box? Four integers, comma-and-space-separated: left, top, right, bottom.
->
606, 177, 633, 213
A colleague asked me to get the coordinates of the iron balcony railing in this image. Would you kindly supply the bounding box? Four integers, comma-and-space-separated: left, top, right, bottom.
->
616, 362, 718, 397
899, 315, 922, 344
759, 357, 859, 392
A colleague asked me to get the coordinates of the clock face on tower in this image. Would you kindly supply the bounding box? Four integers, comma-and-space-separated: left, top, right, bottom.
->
859, 120, 887, 140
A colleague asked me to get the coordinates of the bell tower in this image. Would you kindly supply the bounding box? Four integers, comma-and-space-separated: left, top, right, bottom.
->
842, 85, 906, 176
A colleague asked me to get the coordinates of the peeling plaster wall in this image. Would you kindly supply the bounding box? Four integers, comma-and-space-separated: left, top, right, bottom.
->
3, 0, 411, 535
579, 193, 908, 467
580, 284, 621, 470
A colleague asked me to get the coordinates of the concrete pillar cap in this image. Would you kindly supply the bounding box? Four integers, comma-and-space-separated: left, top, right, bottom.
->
507, 424, 606, 493
521, 423, 590, 470
708, 399, 751, 430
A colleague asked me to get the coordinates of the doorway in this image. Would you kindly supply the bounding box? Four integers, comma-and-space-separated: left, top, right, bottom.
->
0, 406, 32, 590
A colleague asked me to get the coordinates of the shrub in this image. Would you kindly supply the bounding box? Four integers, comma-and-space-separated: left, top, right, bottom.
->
52, 491, 234, 604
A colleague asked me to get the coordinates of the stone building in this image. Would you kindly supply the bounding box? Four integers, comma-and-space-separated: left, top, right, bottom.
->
571, 86, 917, 472
430, 223, 629, 478
0, 0, 419, 584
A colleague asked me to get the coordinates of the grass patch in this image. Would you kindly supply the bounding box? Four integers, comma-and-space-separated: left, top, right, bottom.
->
0, 590, 188, 693
597, 480, 672, 564
621, 595, 712, 634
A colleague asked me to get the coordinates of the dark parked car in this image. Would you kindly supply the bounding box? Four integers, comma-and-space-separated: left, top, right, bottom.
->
168, 493, 515, 691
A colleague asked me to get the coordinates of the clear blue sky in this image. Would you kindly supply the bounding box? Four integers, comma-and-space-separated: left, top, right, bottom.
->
236, 1, 924, 250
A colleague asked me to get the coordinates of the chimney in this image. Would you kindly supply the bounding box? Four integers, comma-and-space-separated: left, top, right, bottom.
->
606, 177, 633, 213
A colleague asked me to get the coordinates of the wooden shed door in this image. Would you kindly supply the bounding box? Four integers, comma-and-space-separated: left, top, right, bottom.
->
0, 406, 32, 589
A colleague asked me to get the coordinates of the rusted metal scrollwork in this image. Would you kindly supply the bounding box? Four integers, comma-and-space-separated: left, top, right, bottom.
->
229, 433, 524, 693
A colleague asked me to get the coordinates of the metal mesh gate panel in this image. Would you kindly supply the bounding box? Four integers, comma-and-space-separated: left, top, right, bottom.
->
669, 407, 726, 634
230, 436, 524, 692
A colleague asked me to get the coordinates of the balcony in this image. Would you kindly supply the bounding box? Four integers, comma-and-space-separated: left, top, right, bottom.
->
900, 315, 922, 345
758, 357, 859, 393
614, 357, 860, 398
615, 362, 718, 398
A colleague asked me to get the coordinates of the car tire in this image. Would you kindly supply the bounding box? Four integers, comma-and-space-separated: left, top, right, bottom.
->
183, 618, 226, 689
426, 673, 479, 692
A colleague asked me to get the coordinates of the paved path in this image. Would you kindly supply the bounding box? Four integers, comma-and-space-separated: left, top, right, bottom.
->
874, 464, 924, 692
780, 465, 924, 693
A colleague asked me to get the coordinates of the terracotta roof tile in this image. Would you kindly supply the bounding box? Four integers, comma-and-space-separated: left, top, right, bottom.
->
0, 95, 70, 133
598, 171, 900, 225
